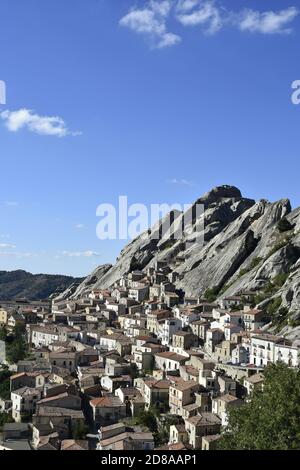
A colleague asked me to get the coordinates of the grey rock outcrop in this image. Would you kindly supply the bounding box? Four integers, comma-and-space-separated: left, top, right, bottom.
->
59, 185, 300, 336
54, 264, 112, 300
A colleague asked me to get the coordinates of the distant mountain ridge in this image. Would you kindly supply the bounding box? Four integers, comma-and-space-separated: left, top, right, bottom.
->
0, 270, 83, 301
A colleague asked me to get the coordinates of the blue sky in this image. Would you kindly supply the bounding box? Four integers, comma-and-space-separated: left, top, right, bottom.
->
0, 0, 300, 277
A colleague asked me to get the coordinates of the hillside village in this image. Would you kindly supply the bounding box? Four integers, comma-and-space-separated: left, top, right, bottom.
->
0, 259, 299, 451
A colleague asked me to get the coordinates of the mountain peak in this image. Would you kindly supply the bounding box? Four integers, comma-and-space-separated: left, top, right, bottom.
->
203, 185, 242, 200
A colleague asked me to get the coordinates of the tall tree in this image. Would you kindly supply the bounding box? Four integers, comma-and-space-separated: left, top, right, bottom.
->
218, 363, 300, 450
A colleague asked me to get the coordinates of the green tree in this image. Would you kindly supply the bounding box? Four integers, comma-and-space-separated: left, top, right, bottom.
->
72, 421, 89, 440
204, 286, 220, 302
135, 408, 158, 433
13, 322, 26, 339
0, 412, 14, 431
0, 370, 12, 400
0, 326, 7, 341
129, 363, 139, 380
5, 322, 28, 364
217, 363, 300, 450
6, 338, 27, 364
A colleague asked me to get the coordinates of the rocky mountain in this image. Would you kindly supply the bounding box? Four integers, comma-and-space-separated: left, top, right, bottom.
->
0, 270, 83, 301
59, 185, 300, 340
53, 264, 112, 302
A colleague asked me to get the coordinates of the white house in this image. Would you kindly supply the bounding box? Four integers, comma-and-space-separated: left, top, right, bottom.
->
212, 394, 244, 427
173, 307, 200, 328
157, 317, 182, 346
11, 387, 42, 422
250, 334, 285, 367
154, 352, 187, 372
128, 286, 149, 303
231, 344, 249, 365
274, 343, 299, 367
243, 308, 266, 331
29, 325, 59, 348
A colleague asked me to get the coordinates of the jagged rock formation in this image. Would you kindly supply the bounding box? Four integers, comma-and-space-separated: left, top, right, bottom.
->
53, 264, 112, 301
58, 185, 300, 338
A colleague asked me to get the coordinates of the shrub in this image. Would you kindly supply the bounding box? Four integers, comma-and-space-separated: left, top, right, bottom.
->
238, 257, 263, 278
273, 273, 289, 287
204, 286, 220, 302
277, 218, 294, 233
267, 297, 282, 315
266, 234, 294, 259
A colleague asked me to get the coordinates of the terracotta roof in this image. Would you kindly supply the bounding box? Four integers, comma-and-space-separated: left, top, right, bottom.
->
90, 396, 123, 407
245, 373, 264, 384
61, 440, 88, 451
243, 309, 264, 316
144, 379, 171, 390
252, 334, 284, 343
170, 380, 198, 392
218, 394, 242, 404
155, 351, 187, 362
187, 413, 221, 426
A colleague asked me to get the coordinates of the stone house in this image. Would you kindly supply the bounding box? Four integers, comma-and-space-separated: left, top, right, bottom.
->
154, 351, 188, 372
202, 434, 221, 450
185, 413, 222, 449
169, 424, 188, 445
243, 308, 267, 331
146, 310, 171, 335
10, 372, 46, 392
190, 319, 210, 344
36, 393, 82, 413
11, 387, 42, 422
212, 394, 244, 427
128, 286, 149, 303
89, 396, 126, 429
136, 378, 170, 409
169, 380, 200, 416
244, 373, 264, 396
172, 331, 198, 353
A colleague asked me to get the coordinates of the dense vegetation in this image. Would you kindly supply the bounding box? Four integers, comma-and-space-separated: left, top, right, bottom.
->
218, 363, 300, 450
0, 368, 12, 400
0, 411, 13, 431
0, 269, 82, 300
0, 324, 28, 364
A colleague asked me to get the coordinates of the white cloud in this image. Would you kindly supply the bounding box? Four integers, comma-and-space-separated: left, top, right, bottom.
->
4, 201, 19, 207
0, 243, 16, 249
237, 7, 299, 35
176, 0, 222, 34
168, 178, 194, 186
119, 0, 181, 48
0, 108, 81, 137
177, 0, 200, 13
0, 251, 37, 258
59, 250, 101, 258
120, 1, 299, 47
75, 224, 85, 229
